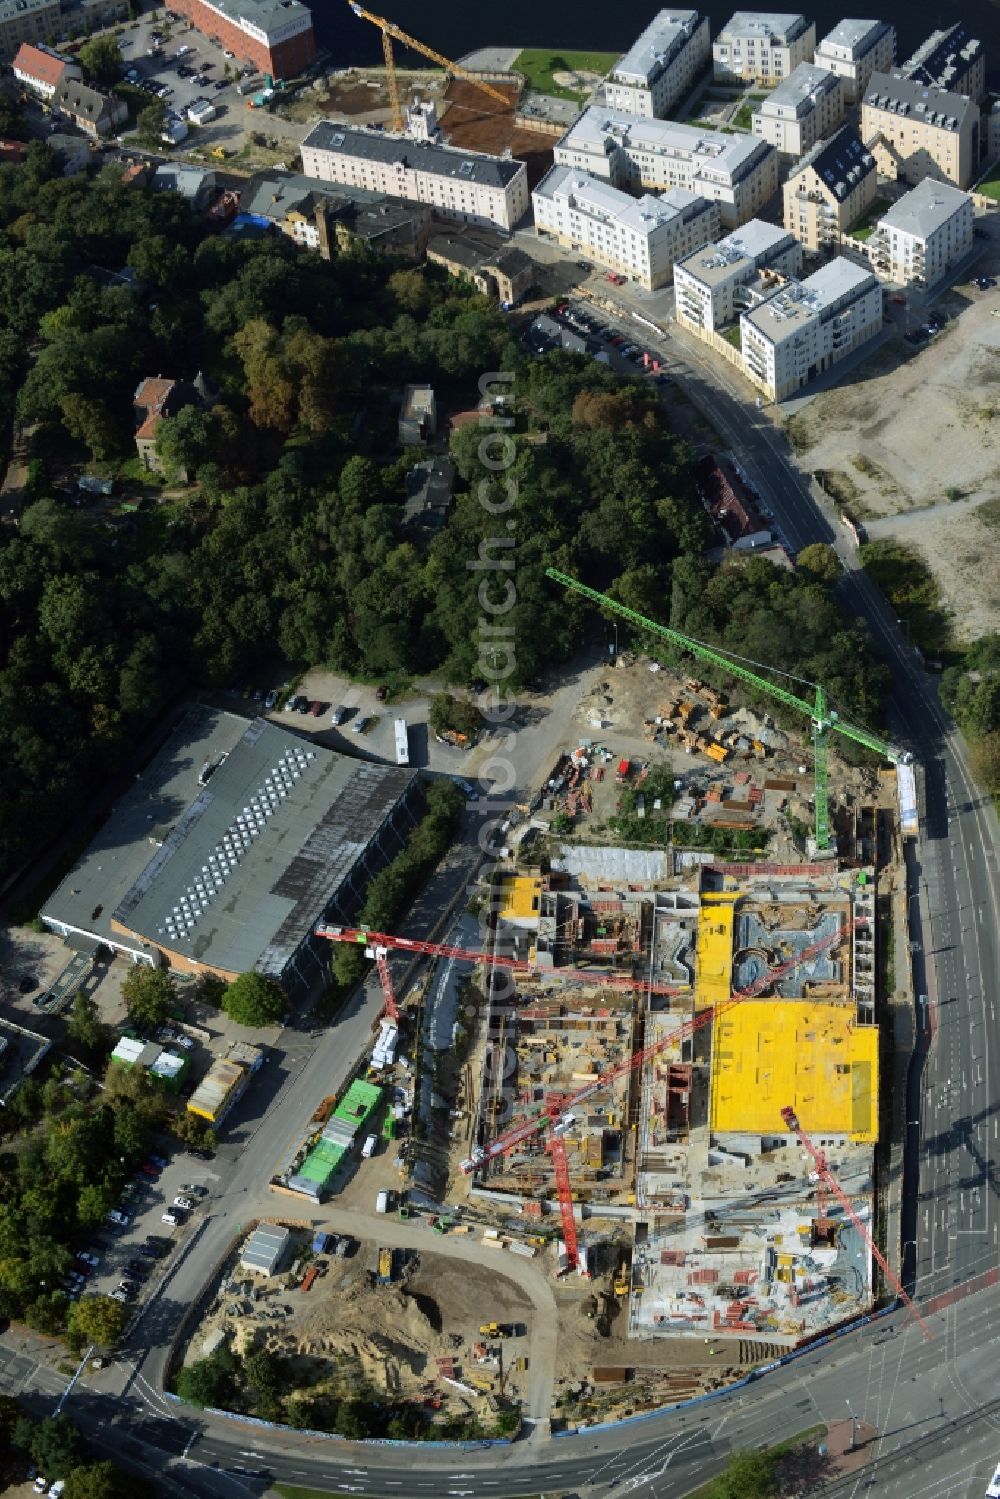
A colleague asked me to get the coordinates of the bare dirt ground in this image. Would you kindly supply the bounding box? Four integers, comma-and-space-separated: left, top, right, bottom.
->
866, 495, 1000, 644
191, 1239, 536, 1419
785, 286, 1000, 526
439, 80, 555, 190
783, 278, 1000, 644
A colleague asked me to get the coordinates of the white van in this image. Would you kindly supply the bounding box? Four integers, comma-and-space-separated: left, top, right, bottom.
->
361, 1134, 378, 1159
375, 1190, 389, 1214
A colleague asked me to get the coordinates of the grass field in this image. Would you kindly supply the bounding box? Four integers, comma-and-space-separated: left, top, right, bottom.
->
848, 197, 890, 241
514, 47, 619, 100
975, 162, 1000, 201
683, 1425, 828, 1498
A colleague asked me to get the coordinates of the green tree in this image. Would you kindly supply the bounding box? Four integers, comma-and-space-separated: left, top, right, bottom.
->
76, 1182, 115, 1226
796, 542, 841, 583
25, 1289, 69, 1336
714, 1449, 778, 1499
65, 1461, 152, 1499
67, 993, 110, 1056
970, 731, 1000, 794
136, 100, 167, 147
120, 966, 175, 1031
221, 972, 286, 1027
175, 1344, 240, 1407
78, 35, 122, 86
66, 1294, 127, 1351
15, 1412, 83, 1476
428, 692, 483, 742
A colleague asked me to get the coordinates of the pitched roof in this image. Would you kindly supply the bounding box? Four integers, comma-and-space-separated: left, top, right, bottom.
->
134, 377, 177, 440
13, 42, 71, 89
53, 76, 114, 121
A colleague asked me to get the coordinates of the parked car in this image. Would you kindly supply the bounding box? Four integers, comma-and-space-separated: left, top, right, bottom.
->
127, 1258, 150, 1276
174, 1033, 194, 1050
224, 48, 235, 57
284, 694, 297, 711
330, 705, 347, 725
214, 78, 228, 90
141, 1162, 160, 1178
308, 700, 323, 716
176, 42, 192, 54
294, 695, 309, 713
106, 1209, 131, 1227
149, 1154, 168, 1169
352, 716, 369, 734
161, 1211, 180, 1227
76, 1250, 100, 1267
138, 1243, 161, 1260
264, 689, 279, 709
173, 1196, 194, 1211
109, 1288, 130, 1303
375, 685, 388, 701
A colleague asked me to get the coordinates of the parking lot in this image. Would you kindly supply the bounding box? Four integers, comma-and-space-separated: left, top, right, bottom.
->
113, 11, 251, 146
67, 1148, 216, 1308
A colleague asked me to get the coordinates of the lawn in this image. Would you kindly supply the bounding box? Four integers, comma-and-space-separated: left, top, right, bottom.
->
849, 197, 890, 241
974, 162, 1000, 201
514, 47, 619, 100
722, 323, 742, 349
683, 1426, 828, 1498
732, 101, 755, 130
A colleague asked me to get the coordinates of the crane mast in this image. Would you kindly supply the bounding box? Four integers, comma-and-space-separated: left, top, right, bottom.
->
780, 1107, 930, 1339
349, 2, 510, 132
545, 567, 911, 852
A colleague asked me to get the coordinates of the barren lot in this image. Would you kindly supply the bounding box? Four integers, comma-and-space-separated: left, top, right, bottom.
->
784, 278, 1000, 643
786, 285, 1000, 523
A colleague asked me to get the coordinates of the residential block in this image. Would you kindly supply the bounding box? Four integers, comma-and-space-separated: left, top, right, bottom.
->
812, 18, 895, 105
712, 11, 817, 84
752, 62, 845, 157
782, 126, 878, 250
603, 8, 711, 118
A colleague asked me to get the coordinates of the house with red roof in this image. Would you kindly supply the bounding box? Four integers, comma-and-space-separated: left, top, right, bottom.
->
13, 42, 79, 100
133, 377, 200, 476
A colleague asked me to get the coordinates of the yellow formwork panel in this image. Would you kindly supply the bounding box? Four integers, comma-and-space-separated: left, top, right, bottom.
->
709, 1001, 878, 1142
498, 875, 542, 922
695, 892, 739, 1010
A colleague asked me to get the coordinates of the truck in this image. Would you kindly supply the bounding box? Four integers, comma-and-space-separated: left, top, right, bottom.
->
236, 74, 264, 95
376, 1189, 390, 1214
312, 1230, 333, 1254
394, 717, 409, 767
377, 1246, 394, 1283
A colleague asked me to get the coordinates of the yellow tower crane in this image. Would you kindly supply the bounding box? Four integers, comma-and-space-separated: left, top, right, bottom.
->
349, 2, 511, 133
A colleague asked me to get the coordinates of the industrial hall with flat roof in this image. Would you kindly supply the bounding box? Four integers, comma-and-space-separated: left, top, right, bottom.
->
42, 707, 420, 998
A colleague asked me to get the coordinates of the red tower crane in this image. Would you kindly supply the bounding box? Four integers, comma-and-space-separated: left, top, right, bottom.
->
780, 1106, 931, 1340
315, 925, 689, 1000
462, 921, 866, 1271
372, 948, 401, 1024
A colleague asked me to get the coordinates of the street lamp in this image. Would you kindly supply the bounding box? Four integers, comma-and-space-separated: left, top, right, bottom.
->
845, 1398, 858, 1452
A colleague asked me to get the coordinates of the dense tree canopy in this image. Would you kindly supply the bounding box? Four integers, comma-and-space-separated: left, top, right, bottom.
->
221, 972, 286, 1028
0, 158, 895, 888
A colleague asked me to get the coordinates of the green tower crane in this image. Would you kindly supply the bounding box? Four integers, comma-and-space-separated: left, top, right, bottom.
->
545, 567, 912, 851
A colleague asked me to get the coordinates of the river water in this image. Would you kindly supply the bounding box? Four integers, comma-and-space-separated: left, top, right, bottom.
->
313, 0, 997, 78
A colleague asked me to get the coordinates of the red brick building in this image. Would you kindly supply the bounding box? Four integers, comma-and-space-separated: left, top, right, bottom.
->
172, 0, 315, 80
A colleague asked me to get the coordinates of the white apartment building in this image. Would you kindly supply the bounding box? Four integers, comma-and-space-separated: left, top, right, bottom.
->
812, 18, 895, 105
861, 73, 979, 190
603, 9, 711, 119
299, 123, 530, 232
532, 165, 721, 288
712, 11, 817, 84
868, 178, 973, 286
674, 219, 802, 332
752, 62, 845, 157
553, 107, 779, 228
740, 258, 882, 400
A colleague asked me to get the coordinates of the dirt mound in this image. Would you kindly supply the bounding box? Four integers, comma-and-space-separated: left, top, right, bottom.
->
293, 1279, 440, 1381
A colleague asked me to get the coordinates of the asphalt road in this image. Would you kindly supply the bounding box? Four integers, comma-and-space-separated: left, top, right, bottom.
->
10, 307, 1000, 1499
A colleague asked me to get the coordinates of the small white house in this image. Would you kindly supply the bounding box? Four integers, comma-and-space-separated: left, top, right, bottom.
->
162, 117, 189, 145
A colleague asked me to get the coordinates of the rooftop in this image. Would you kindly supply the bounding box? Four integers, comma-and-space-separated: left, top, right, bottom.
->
53, 76, 114, 119
240, 1224, 291, 1275
758, 61, 841, 115
240, 169, 414, 224
559, 107, 772, 184
877, 177, 972, 238
677, 218, 795, 285
716, 11, 811, 43
788, 125, 875, 200
150, 163, 215, 200
610, 8, 706, 87
535, 163, 710, 233
710, 1000, 878, 1141
196, 0, 311, 42
12, 41, 74, 87
815, 17, 892, 57
744, 256, 877, 340
302, 121, 526, 188
862, 70, 975, 129
0, 0, 56, 19
42, 707, 415, 980
898, 21, 982, 90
